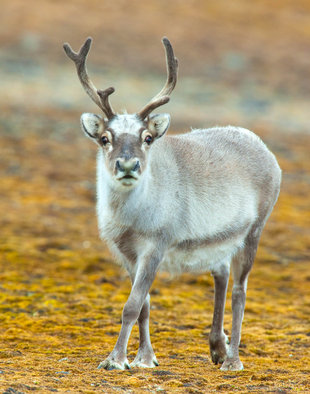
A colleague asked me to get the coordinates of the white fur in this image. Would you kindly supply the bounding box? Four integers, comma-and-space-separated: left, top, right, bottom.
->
108, 113, 142, 136
95, 116, 280, 276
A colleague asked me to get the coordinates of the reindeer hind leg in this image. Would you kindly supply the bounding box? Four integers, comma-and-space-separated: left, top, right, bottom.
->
221, 224, 263, 371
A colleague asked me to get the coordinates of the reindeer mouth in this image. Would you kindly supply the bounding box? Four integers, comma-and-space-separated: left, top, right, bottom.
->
117, 174, 138, 181
116, 174, 138, 186
122, 175, 136, 179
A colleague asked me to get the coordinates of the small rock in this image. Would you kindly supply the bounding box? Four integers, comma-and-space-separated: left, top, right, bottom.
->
58, 357, 68, 362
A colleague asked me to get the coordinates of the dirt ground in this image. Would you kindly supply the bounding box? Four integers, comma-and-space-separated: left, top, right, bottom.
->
0, 1, 309, 393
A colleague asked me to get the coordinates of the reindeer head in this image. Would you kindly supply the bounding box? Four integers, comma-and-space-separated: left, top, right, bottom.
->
63, 37, 178, 189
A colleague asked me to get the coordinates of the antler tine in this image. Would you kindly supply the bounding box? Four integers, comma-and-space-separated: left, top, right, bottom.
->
138, 37, 178, 120
63, 37, 115, 119
97, 87, 115, 119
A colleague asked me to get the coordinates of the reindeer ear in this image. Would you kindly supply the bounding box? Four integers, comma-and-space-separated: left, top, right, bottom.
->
147, 113, 170, 139
80, 113, 104, 140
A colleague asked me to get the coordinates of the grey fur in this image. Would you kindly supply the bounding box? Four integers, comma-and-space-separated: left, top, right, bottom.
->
92, 121, 281, 372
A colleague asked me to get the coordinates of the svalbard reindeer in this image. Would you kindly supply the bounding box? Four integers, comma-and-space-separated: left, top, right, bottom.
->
63, 37, 281, 371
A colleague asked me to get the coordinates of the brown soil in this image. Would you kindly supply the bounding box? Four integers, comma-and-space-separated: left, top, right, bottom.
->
0, 1, 309, 393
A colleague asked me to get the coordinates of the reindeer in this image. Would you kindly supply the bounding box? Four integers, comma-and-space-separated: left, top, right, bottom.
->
63, 37, 281, 371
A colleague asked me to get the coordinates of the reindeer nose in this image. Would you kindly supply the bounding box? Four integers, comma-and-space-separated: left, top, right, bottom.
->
116, 158, 140, 173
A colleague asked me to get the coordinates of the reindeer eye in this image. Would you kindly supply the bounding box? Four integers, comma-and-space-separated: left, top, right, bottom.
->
101, 136, 110, 146
144, 135, 153, 145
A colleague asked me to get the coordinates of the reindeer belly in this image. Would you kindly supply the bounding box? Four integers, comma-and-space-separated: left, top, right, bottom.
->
160, 236, 245, 276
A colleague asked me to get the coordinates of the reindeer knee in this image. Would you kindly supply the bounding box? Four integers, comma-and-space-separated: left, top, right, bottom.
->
138, 295, 150, 322
232, 284, 246, 305
122, 299, 140, 324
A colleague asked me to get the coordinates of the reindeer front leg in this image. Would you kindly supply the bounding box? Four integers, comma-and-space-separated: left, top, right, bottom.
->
98, 247, 162, 370
130, 293, 159, 368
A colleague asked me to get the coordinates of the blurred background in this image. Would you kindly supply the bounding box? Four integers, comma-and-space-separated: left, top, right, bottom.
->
0, 1, 310, 392
1, 0, 310, 133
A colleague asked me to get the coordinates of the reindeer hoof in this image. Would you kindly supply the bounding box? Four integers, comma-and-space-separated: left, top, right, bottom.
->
130, 355, 159, 368
211, 349, 227, 365
98, 357, 131, 370
220, 358, 244, 371
210, 333, 229, 365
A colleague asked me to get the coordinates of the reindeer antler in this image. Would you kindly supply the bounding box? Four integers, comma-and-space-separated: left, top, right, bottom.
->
63, 37, 115, 119
138, 37, 178, 120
